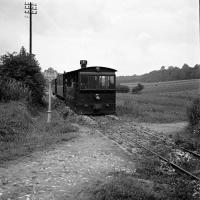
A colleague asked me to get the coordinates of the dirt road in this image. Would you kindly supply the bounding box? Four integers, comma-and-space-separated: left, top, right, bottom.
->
0, 125, 135, 200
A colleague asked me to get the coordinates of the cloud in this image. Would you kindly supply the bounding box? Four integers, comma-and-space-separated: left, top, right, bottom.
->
0, 0, 199, 75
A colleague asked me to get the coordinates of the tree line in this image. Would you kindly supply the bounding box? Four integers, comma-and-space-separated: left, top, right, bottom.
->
117, 64, 200, 84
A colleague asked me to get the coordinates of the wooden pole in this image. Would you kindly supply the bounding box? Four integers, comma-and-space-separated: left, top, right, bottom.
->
47, 81, 52, 123
199, 0, 200, 63
24, 2, 37, 55
199, 0, 200, 51
29, 2, 32, 55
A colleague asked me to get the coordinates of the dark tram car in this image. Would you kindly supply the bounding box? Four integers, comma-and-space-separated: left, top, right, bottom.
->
52, 60, 117, 115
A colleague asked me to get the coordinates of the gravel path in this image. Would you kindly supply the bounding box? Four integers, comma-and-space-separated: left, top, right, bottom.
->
0, 126, 135, 200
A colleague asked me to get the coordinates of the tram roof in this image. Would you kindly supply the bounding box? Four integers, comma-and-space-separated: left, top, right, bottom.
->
64, 66, 117, 75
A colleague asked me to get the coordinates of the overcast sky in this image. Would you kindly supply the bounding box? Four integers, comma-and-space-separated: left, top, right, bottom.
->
0, 0, 199, 75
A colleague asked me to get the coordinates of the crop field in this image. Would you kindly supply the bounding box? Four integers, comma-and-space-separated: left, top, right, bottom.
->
116, 79, 200, 122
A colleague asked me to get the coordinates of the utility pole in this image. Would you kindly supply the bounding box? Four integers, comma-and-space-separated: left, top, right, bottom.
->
199, 0, 200, 50
199, 0, 200, 63
24, 2, 37, 55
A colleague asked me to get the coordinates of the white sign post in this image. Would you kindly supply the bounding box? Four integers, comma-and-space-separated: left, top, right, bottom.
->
44, 67, 58, 123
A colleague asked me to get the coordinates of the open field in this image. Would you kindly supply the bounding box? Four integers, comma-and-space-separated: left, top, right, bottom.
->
116, 79, 200, 122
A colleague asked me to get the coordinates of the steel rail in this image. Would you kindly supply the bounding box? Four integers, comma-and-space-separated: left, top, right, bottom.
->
103, 129, 200, 181
121, 130, 200, 181
129, 137, 200, 181
137, 126, 200, 160
96, 118, 200, 181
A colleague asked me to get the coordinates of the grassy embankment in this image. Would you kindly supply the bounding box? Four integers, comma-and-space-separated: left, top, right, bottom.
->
116, 79, 200, 150
116, 79, 200, 122
0, 99, 79, 165
83, 79, 200, 200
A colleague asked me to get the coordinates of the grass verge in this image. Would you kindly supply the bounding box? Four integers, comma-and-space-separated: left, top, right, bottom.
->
84, 151, 200, 200
0, 100, 79, 165
87, 171, 156, 200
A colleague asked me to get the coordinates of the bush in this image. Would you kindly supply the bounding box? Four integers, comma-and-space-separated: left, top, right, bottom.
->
0, 47, 46, 106
186, 98, 200, 136
187, 98, 200, 126
132, 83, 144, 94
0, 77, 29, 102
116, 84, 130, 93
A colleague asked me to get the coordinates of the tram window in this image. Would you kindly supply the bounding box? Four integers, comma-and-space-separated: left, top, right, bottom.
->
58, 76, 60, 85
109, 76, 115, 89
80, 75, 98, 89
57, 76, 63, 85
80, 75, 88, 89
88, 76, 98, 89
99, 76, 115, 89
60, 76, 63, 85
80, 74, 115, 89
99, 76, 105, 88
99, 76, 108, 89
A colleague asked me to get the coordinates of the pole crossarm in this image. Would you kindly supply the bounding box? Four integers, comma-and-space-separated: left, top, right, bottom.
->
24, 2, 37, 14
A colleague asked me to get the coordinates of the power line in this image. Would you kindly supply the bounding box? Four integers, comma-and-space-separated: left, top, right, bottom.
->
24, 2, 37, 55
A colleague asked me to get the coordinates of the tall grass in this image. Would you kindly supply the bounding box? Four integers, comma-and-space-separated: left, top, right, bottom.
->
0, 78, 29, 102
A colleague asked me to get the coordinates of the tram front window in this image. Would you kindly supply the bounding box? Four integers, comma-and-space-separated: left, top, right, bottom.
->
99, 76, 115, 89
80, 74, 115, 89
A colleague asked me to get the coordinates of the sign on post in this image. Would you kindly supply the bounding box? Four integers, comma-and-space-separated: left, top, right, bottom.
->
44, 67, 58, 123
44, 67, 58, 81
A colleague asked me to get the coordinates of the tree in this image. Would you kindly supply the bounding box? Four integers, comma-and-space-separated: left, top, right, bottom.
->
132, 83, 144, 94
181, 64, 191, 79
0, 47, 46, 106
160, 66, 165, 71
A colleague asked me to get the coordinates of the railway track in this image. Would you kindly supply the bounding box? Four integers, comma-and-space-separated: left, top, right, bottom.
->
97, 119, 200, 181
133, 124, 200, 160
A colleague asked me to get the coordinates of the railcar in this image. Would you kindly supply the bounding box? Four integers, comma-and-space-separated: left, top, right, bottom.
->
52, 60, 117, 115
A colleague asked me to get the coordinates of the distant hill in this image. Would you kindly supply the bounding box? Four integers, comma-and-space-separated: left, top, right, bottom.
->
117, 64, 200, 84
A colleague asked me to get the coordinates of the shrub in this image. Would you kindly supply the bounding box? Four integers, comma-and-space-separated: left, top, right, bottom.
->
186, 98, 200, 136
0, 47, 46, 106
116, 84, 130, 93
0, 77, 29, 102
187, 98, 200, 126
132, 83, 144, 94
